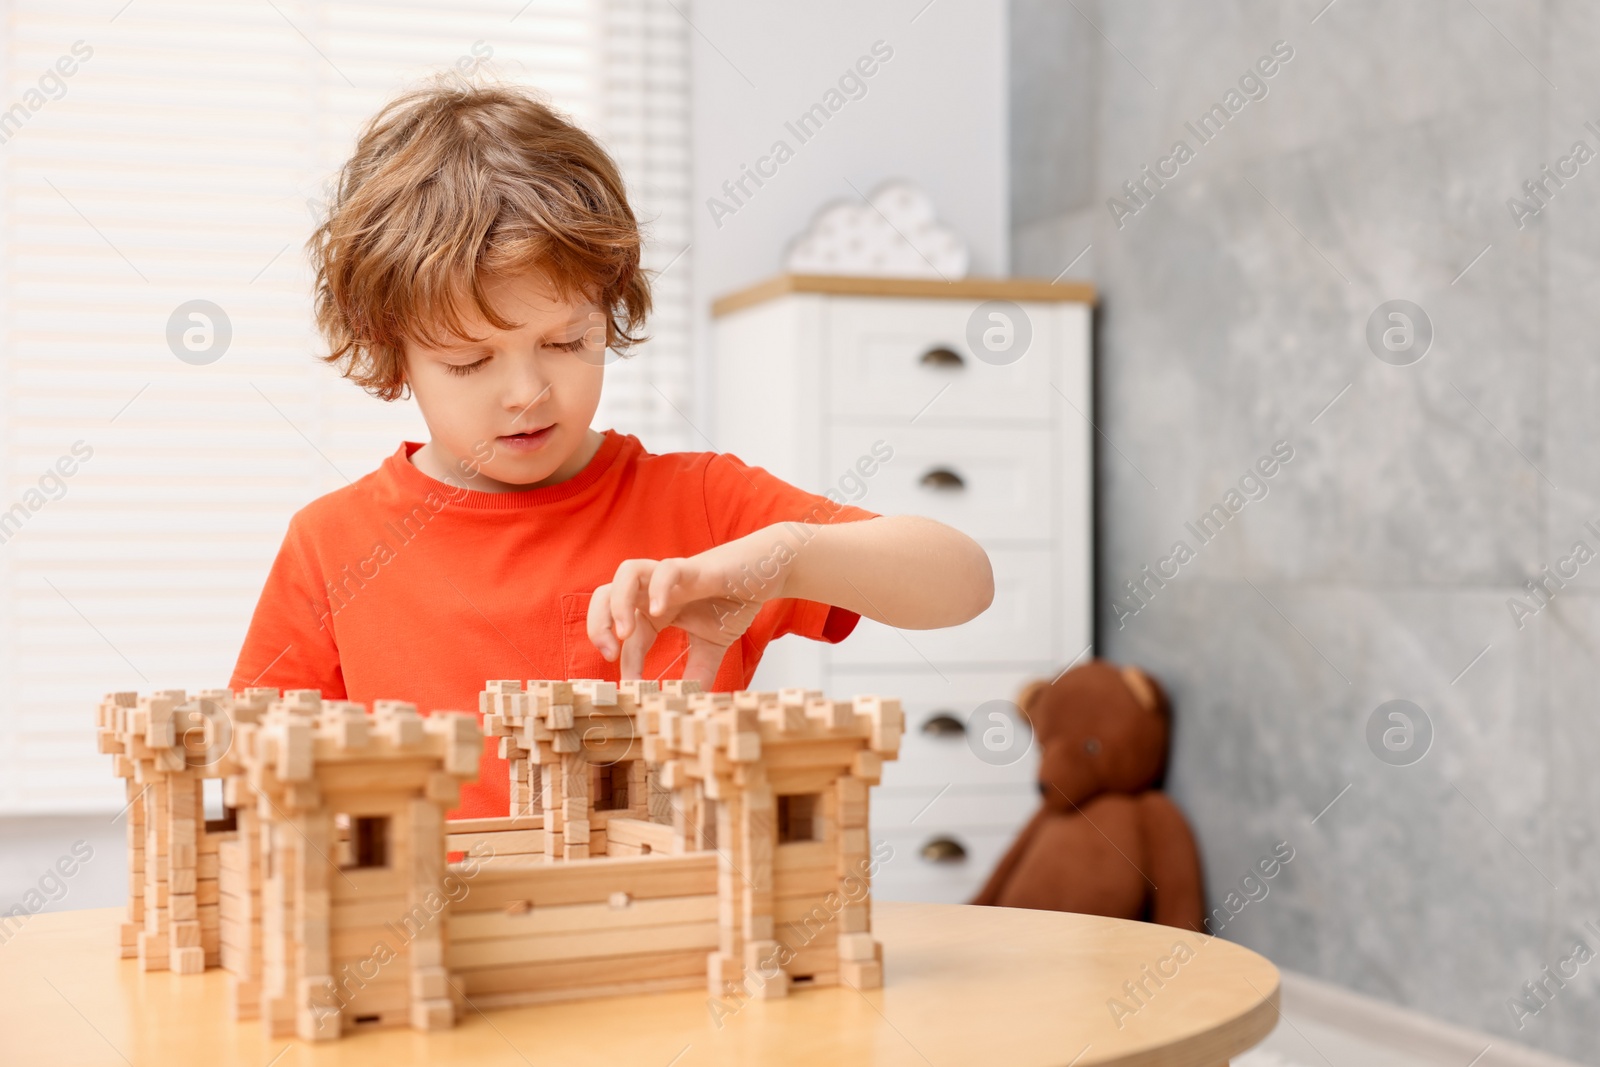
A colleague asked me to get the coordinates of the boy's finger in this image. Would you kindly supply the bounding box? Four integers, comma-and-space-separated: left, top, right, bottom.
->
586, 584, 619, 660
646, 559, 685, 616
681, 634, 728, 687
618, 612, 654, 680
610, 561, 651, 640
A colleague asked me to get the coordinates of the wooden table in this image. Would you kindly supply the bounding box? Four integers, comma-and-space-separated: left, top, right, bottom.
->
0, 902, 1279, 1066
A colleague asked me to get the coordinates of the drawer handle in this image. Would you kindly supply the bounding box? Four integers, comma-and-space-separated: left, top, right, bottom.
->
920, 836, 967, 864
921, 713, 966, 738
919, 468, 965, 492
919, 346, 965, 369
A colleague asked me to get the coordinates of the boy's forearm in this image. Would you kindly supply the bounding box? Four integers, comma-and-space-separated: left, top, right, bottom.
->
754, 514, 994, 629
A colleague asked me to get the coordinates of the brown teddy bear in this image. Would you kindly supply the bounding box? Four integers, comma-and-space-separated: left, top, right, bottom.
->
970, 659, 1205, 931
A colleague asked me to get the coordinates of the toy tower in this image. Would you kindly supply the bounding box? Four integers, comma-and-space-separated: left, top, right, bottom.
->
481, 678, 692, 859
95, 687, 274, 973
240, 694, 481, 1041
644, 686, 903, 995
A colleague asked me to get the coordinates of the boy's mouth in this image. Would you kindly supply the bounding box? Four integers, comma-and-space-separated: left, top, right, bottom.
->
497, 425, 555, 451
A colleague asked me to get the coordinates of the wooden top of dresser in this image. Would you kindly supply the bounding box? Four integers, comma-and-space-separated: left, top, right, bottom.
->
711, 273, 1098, 317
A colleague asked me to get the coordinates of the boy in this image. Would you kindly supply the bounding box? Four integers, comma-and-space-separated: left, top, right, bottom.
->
228, 80, 994, 818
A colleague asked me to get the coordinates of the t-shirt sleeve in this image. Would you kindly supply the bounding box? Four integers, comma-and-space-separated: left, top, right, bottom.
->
702, 451, 881, 645
227, 512, 346, 698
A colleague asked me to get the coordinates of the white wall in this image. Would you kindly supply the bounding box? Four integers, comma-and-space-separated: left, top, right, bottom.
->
686, 0, 1009, 434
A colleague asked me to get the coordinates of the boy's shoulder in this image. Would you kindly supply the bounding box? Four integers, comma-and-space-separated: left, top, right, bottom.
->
282, 442, 410, 535
624, 438, 795, 503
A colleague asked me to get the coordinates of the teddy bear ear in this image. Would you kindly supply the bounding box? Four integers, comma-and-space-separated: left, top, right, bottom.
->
1120, 665, 1163, 714
1014, 679, 1050, 722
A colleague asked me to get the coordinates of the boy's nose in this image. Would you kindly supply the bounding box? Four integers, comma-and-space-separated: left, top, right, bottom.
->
507, 380, 553, 418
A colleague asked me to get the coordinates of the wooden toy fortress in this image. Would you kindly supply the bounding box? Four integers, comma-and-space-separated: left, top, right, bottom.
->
95, 678, 903, 1041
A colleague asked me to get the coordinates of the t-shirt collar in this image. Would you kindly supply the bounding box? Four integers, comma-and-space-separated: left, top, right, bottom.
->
384, 428, 630, 510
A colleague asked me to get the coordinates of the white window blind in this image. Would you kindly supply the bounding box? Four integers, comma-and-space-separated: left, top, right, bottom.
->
0, 0, 693, 813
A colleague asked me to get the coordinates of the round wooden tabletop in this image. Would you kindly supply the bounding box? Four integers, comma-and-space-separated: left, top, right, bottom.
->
0, 903, 1279, 1066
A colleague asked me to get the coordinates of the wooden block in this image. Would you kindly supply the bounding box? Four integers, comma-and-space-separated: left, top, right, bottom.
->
449, 893, 716, 941
604, 817, 676, 854
446, 829, 543, 856
776, 704, 807, 733
729, 731, 761, 762
772, 841, 832, 874
837, 776, 868, 829
451, 852, 717, 911
411, 997, 454, 1030
445, 815, 544, 835
277, 718, 314, 781
841, 958, 882, 989
770, 866, 838, 897
171, 945, 205, 974
137, 932, 169, 971
837, 932, 876, 961
445, 919, 719, 969
171, 893, 198, 922
426, 772, 461, 807
172, 920, 203, 949
227, 976, 262, 1021
454, 947, 707, 1000
169, 780, 199, 817
742, 940, 789, 998
706, 949, 736, 996
765, 767, 844, 796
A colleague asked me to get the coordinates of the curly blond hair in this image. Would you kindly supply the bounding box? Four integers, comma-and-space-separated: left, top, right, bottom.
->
307, 76, 652, 400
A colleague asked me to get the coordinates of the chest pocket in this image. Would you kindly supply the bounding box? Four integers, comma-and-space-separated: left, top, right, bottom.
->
560, 592, 692, 682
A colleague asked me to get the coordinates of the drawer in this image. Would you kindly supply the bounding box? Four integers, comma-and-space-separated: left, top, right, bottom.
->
828, 425, 1053, 542
825, 296, 1059, 421
872, 783, 1039, 832
831, 667, 1044, 789
868, 826, 1021, 905
828, 547, 1056, 666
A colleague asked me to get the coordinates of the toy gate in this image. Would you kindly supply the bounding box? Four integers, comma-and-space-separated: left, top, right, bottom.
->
98, 678, 902, 1041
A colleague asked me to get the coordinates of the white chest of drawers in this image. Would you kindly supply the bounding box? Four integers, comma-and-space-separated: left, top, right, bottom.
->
709, 273, 1096, 903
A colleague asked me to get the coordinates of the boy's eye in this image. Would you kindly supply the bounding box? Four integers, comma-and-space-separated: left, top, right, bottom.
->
444, 356, 490, 377
549, 338, 589, 352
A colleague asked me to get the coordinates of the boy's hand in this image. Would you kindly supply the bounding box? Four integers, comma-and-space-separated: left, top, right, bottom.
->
586, 537, 783, 684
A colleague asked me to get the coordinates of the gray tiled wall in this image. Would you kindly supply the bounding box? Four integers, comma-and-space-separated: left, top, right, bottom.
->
1011, 0, 1600, 1058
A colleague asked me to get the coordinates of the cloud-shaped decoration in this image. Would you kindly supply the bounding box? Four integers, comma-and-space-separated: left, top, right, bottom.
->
783, 180, 968, 279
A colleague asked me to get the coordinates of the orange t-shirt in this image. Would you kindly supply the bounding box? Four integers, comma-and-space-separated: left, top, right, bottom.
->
227, 429, 879, 818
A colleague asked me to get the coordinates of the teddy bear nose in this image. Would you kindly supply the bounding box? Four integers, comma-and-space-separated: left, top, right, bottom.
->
1037, 781, 1047, 797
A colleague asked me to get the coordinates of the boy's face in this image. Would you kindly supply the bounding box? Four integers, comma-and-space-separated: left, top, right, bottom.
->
402, 268, 607, 491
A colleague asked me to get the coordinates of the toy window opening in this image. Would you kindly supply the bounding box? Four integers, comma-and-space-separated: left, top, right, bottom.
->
777, 793, 820, 844
336, 813, 390, 869
594, 763, 629, 811
201, 777, 237, 833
